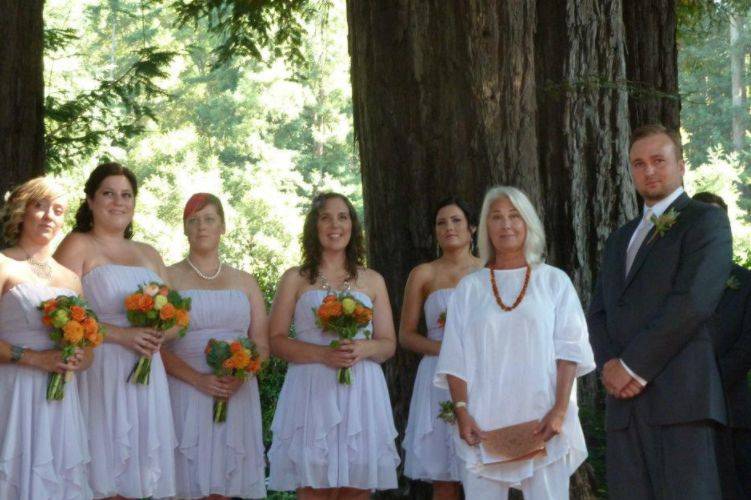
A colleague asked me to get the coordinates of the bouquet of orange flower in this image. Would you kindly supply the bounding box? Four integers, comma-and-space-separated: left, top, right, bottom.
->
124, 282, 191, 384
314, 293, 373, 385
205, 337, 262, 423
38, 295, 105, 400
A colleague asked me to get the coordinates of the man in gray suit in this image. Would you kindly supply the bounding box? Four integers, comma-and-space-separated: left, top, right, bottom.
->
587, 124, 733, 499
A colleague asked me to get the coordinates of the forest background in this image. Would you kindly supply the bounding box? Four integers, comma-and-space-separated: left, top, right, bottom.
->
17, 0, 751, 497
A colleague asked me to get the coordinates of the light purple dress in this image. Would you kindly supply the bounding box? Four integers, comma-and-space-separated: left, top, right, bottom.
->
168, 289, 266, 499
0, 283, 91, 500
79, 264, 176, 499
403, 288, 461, 482
268, 289, 400, 491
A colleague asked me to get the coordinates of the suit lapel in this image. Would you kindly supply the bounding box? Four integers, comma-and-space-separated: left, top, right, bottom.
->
622, 192, 690, 292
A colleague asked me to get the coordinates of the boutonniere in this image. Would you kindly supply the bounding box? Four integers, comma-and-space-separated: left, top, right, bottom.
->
726, 275, 741, 291
647, 208, 680, 243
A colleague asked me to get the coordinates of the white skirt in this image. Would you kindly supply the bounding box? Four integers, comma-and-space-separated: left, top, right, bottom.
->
77, 343, 177, 499
0, 364, 91, 500
268, 360, 400, 491
403, 355, 461, 482
169, 374, 266, 498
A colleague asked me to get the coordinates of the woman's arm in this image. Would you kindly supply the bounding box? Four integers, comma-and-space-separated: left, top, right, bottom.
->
246, 274, 270, 361
447, 374, 484, 445
535, 359, 577, 441
161, 348, 232, 399
398, 265, 442, 356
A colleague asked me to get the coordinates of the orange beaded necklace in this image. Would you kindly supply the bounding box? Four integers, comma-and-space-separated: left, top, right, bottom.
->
488, 264, 531, 311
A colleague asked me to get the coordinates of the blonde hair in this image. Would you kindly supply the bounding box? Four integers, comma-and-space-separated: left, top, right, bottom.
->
477, 186, 546, 266
1, 177, 66, 246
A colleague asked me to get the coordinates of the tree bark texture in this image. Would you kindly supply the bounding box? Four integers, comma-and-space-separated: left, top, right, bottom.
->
349, 0, 641, 498
0, 0, 45, 204
622, 0, 680, 131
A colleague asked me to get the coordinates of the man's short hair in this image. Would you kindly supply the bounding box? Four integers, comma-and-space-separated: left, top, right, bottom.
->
692, 191, 728, 212
629, 124, 683, 161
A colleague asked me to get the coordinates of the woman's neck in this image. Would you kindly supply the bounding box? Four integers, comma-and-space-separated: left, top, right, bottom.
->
319, 249, 349, 278
439, 245, 473, 266
17, 236, 52, 262
491, 251, 527, 269
187, 248, 220, 269
90, 225, 126, 244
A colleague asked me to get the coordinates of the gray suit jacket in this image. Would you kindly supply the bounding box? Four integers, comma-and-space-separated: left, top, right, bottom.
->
710, 263, 751, 429
588, 193, 732, 430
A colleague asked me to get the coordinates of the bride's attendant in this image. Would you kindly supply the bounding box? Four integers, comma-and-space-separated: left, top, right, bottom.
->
400, 197, 481, 498
161, 193, 269, 499
54, 163, 176, 499
267, 193, 400, 499
0, 177, 92, 499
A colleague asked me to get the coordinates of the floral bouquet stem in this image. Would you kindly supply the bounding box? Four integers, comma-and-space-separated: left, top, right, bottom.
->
128, 356, 151, 385
46, 345, 75, 401
213, 397, 228, 423
337, 367, 353, 385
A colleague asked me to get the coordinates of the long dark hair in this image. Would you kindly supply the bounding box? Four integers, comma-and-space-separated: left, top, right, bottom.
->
73, 162, 138, 239
299, 192, 365, 284
433, 195, 477, 255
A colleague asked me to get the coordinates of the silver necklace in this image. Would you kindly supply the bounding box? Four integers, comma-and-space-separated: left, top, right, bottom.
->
20, 247, 53, 281
187, 257, 222, 280
318, 273, 351, 292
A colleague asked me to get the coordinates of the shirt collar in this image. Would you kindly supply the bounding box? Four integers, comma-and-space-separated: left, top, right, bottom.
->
643, 186, 684, 220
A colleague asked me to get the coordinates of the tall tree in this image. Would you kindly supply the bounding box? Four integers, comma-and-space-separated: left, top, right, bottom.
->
348, 0, 639, 497
0, 0, 45, 199
622, 0, 681, 130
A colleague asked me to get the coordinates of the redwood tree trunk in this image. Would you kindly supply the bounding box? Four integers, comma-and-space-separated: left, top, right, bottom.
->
622, 0, 680, 130
0, 0, 45, 204
349, 0, 640, 498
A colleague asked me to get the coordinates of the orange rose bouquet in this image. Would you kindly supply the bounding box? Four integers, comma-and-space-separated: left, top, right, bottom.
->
314, 293, 373, 385
38, 295, 105, 400
124, 282, 191, 385
204, 337, 262, 423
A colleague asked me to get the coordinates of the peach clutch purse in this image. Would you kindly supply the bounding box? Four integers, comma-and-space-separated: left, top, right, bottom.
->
479, 420, 547, 464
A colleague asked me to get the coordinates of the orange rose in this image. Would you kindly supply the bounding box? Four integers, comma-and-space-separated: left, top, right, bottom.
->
323, 295, 338, 304
86, 329, 103, 346
124, 293, 141, 311
43, 315, 53, 327
81, 317, 99, 336
247, 357, 262, 373
63, 320, 85, 344
159, 303, 176, 320
354, 306, 372, 324
159, 286, 169, 296
232, 351, 251, 370
175, 309, 190, 328
70, 305, 86, 322
230, 342, 243, 354
43, 299, 57, 314
223, 357, 236, 370
137, 294, 154, 313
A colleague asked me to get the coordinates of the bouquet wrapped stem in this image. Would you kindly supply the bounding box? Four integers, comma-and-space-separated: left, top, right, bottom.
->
124, 283, 191, 385
39, 295, 105, 401
315, 293, 373, 385
205, 337, 262, 423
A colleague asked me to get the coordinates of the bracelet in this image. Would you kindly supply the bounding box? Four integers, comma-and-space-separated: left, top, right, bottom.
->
9, 345, 25, 363
454, 401, 467, 410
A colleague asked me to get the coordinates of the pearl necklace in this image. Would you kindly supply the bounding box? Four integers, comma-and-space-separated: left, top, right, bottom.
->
187, 257, 222, 280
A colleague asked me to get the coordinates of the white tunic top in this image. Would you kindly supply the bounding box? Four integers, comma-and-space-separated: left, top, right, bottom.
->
434, 264, 595, 483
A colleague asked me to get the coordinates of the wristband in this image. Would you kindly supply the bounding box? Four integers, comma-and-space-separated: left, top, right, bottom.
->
9, 345, 25, 363
454, 401, 467, 410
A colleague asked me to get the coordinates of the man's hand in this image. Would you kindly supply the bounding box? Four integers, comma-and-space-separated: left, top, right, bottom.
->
617, 378, 644, 399
602, 358, 635, 396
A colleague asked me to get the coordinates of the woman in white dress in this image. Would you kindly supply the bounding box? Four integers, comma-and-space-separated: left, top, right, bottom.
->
0, 177, 92, 499
400, 197, 481, 498
434, 186, 595, 499
162, 193, 269, 499
268, 192, 400, 499
55, 163, 177, 499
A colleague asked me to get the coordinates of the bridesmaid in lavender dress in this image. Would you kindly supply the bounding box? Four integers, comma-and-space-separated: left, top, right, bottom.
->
400, 197, 481, 499
268, 193, 400, 499
162, 193, 269, 499
55, 163, 177, 499
0, 177, 92, 500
